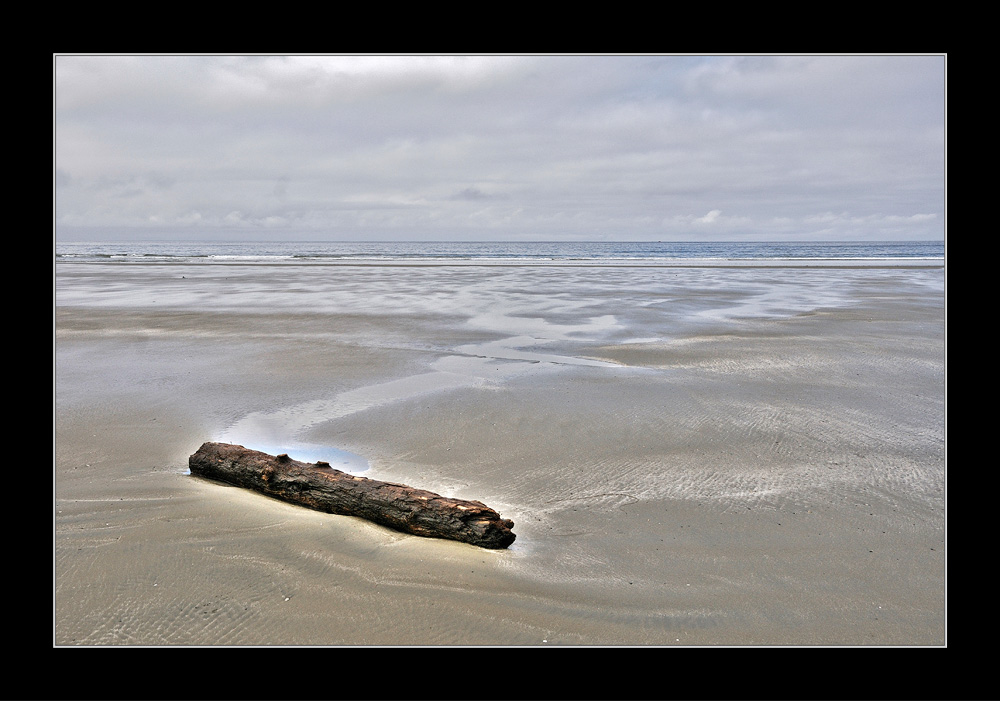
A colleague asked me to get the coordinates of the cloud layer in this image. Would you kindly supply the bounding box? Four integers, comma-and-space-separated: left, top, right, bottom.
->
54, 55, 945, 241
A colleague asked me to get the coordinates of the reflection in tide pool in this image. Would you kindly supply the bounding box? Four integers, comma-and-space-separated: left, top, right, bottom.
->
229, 441, 370, 473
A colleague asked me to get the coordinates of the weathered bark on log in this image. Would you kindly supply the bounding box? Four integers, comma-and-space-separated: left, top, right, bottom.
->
188, 442, 516, 549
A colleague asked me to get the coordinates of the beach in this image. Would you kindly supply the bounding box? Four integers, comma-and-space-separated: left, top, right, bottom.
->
54, 258, 945, 646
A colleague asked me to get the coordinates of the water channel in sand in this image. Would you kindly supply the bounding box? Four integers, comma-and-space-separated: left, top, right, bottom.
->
216, 314, 623, 472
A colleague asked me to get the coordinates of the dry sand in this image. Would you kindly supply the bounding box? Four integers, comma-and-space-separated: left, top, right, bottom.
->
54, 262, 945, 646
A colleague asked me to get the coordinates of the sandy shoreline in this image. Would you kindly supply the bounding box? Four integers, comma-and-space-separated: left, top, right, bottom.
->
54, 262, 945, 645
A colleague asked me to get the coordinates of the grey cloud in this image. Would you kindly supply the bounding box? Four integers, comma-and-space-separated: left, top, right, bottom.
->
451, 187, 497, 201
54, 54, 946, 242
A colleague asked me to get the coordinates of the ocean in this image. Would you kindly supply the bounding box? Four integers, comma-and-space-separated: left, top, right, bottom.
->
55, 239, 944, 266
55, 238, 945, 470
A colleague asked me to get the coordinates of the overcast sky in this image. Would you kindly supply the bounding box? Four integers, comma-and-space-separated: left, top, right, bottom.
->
54, 55, 945, 242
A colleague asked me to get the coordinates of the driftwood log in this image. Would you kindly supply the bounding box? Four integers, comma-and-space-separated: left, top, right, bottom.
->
188, 442, 515, 549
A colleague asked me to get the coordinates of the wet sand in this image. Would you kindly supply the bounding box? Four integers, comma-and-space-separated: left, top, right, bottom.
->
54, 262, 945, 645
